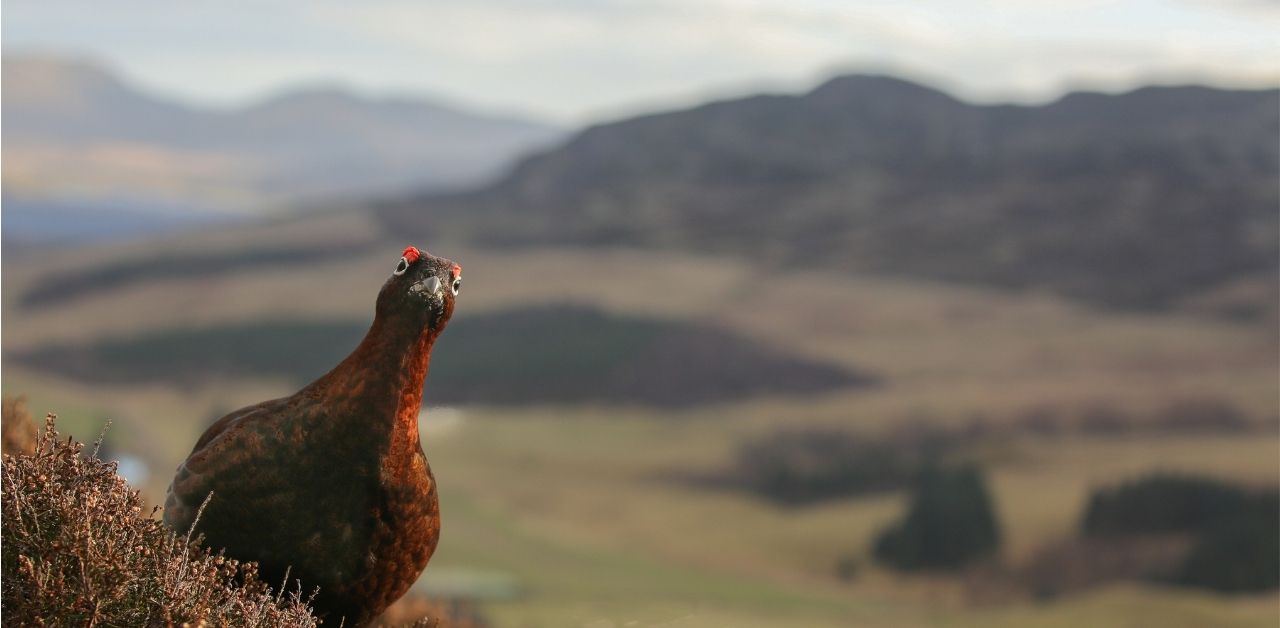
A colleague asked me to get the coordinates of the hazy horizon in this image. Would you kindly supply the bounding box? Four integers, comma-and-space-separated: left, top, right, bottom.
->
3, 0, 1276, 124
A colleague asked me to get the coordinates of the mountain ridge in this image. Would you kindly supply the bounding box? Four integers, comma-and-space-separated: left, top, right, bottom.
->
376, 74, 1278, 313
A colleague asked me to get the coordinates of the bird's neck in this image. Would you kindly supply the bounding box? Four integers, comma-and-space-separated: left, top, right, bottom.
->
311, 312, 438, 444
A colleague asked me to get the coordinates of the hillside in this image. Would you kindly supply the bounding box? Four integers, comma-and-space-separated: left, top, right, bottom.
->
3, 222, 1276, 627
378, 75, 1279, 312
2, 55, 564, 240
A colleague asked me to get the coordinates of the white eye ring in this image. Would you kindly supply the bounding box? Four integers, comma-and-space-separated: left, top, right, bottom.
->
451, 277, 462, 296
392, 257, 409, 276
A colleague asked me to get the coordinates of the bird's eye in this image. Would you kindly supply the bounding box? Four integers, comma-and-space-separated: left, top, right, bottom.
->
451, 278, 462, 296
392, 257, 409, 276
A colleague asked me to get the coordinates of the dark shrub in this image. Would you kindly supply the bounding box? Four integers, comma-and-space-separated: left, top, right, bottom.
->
1082, 474, 1253, 537
1081, 473, 1279, 593
1017, 405, 1065, 436
873, 464, 1001, 571
733, 426, 962, 505
1172, 494, 1279, 593
737, 430, 915, 504
1076, 403, 1134, 435
1155, 397, 1253, 434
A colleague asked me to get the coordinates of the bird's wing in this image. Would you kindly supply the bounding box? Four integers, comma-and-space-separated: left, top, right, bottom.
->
162, 398, 290, 534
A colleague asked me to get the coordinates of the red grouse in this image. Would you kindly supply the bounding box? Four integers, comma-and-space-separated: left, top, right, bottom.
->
164, 246, 462, 626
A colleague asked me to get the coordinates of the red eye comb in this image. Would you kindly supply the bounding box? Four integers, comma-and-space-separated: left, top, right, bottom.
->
450, 264, 462, 280
401, 246, 421, 264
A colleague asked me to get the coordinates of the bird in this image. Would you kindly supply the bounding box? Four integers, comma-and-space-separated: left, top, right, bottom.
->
164, 245, 462, 626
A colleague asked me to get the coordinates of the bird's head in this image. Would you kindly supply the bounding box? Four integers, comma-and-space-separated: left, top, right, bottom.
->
376, 245, 462, 332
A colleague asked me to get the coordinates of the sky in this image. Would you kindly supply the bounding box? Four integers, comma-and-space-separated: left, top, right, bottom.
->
3, 0, 1277, 123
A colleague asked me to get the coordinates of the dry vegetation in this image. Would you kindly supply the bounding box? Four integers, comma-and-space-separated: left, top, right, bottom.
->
1, 413, 320, 626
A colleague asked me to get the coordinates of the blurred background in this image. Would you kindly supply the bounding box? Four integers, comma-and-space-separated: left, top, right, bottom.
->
2, 1, 1278, 626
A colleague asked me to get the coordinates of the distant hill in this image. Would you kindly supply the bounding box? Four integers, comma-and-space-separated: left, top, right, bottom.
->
2, 55, 564, 239
379, 75, 1279, 312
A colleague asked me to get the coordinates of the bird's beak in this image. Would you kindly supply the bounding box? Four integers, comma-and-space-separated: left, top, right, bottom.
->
412, 276, 442, 297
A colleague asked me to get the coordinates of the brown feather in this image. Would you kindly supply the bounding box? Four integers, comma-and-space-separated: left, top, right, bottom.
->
164, 250, 460, 626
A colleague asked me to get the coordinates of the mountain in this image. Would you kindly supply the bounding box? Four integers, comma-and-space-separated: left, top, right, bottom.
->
2, 56, 201, 144
2, 55, 564, 240
377, 75, 1278, 312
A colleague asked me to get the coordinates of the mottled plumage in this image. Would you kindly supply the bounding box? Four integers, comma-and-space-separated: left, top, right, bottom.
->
165, 247, 461, 626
